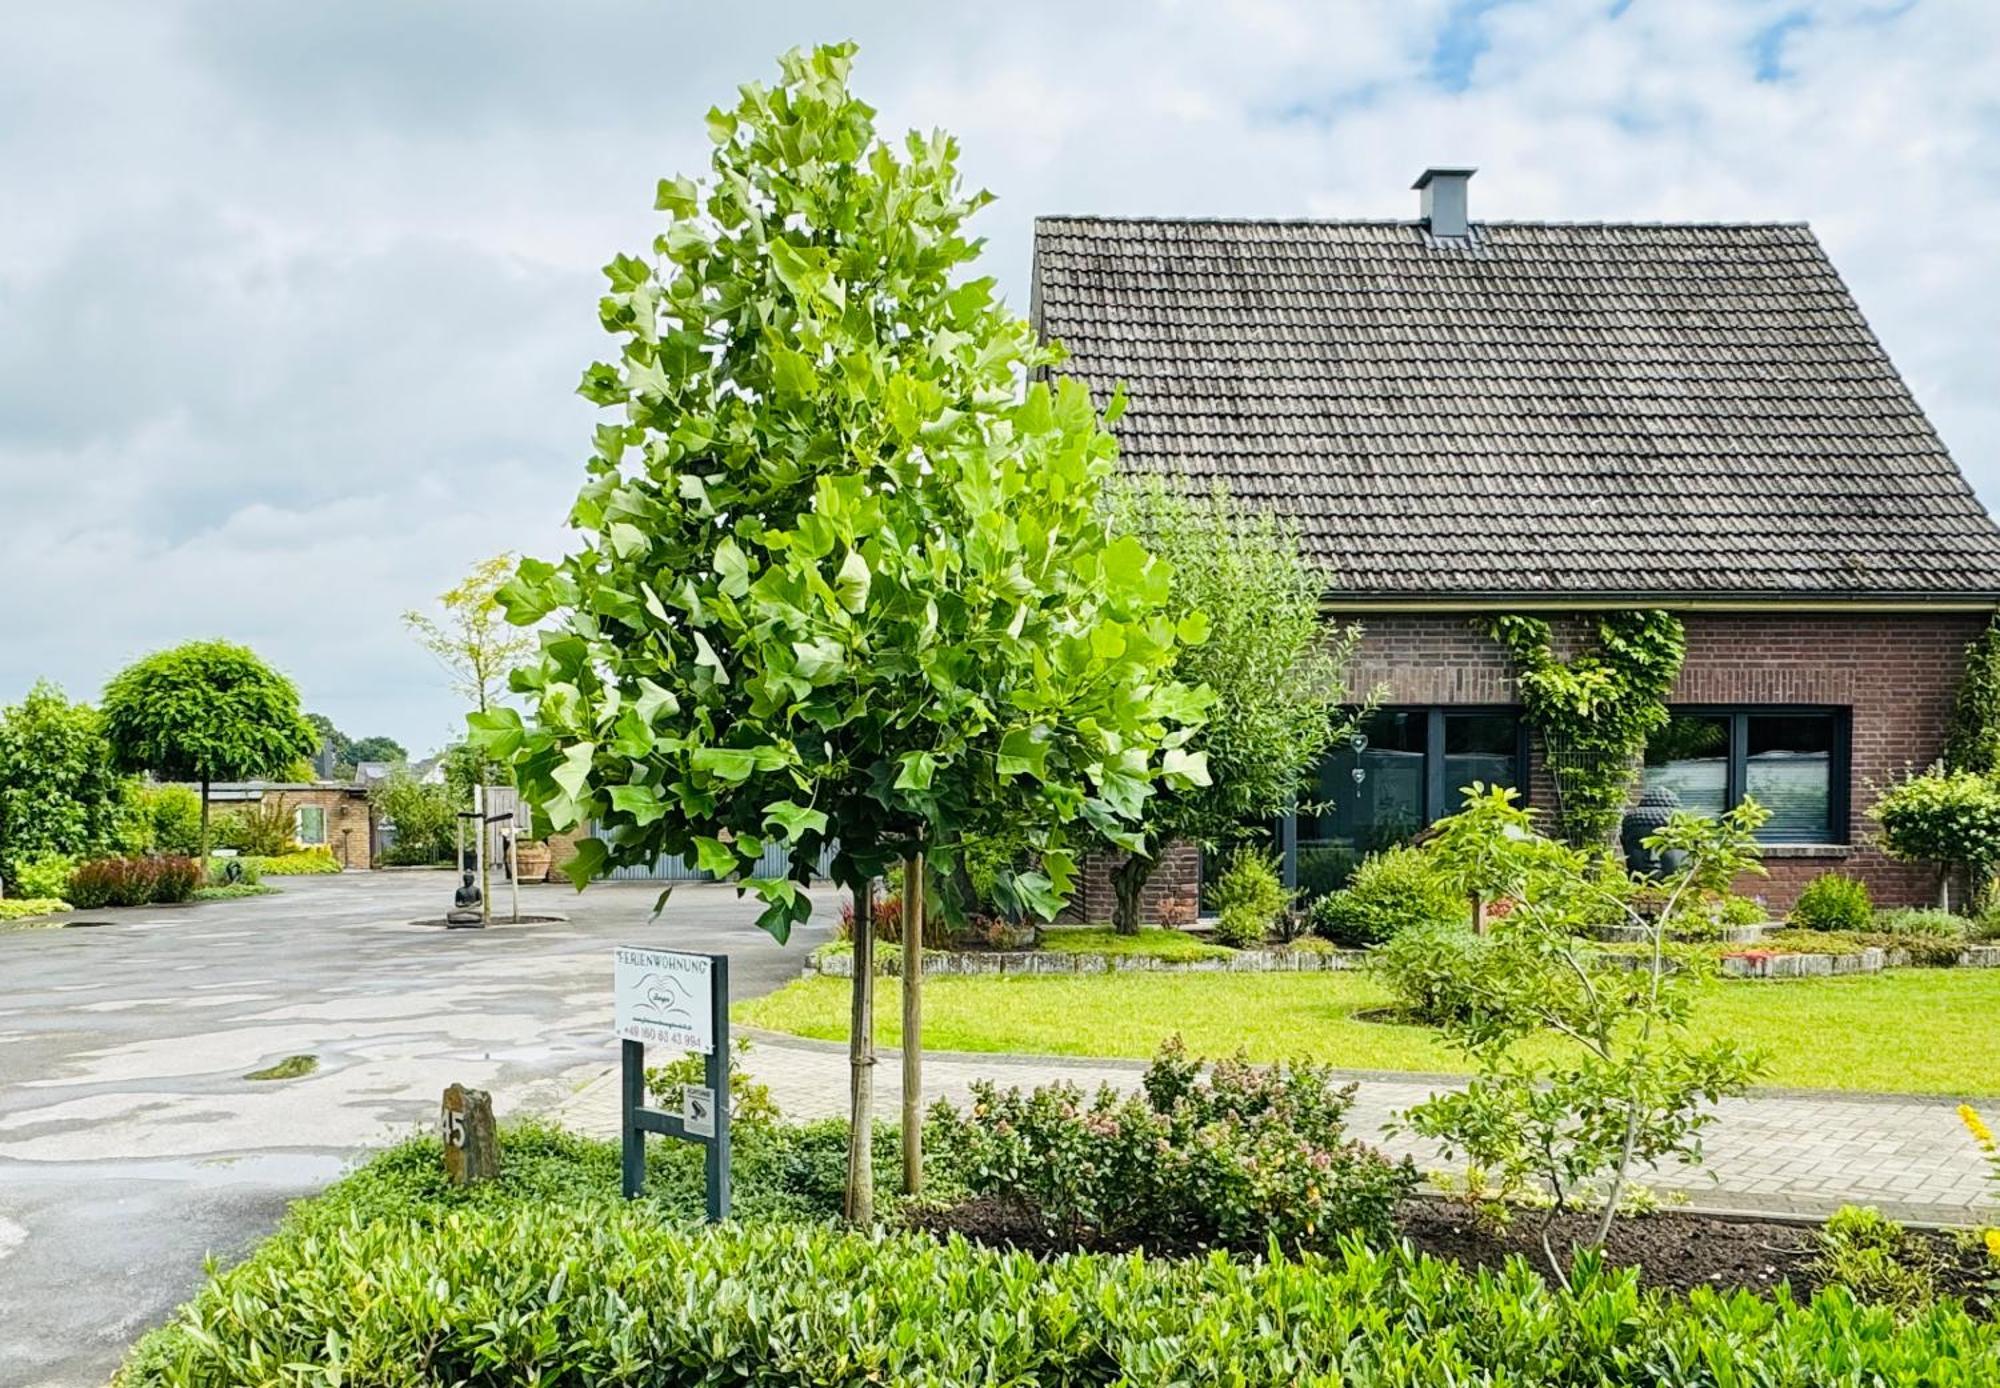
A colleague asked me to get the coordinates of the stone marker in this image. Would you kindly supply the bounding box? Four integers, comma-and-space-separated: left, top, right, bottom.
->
439, 1083, 499, 1184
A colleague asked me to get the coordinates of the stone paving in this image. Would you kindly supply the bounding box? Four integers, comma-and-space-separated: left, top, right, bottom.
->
559, 1029, 2000, 1225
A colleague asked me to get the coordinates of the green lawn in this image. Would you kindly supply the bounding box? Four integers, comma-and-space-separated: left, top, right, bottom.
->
738, 967, 2000, 1097
1036, 926, 1233, 961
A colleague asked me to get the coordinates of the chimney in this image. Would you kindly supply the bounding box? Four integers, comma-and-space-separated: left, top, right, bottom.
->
1413, 166, 1476, 237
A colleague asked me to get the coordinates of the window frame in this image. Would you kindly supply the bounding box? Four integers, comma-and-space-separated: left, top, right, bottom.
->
294, 803, 329, 847
1648, 704, 1850, 845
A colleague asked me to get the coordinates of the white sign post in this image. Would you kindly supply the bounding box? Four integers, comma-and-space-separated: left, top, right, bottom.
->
614, 947, 728, 1217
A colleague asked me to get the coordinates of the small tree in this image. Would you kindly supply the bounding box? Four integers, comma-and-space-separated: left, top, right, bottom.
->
0, 682, 126, 891
100, 642, 317, 857
1871, 766, 2000, 911
1944, 616, 2000, 775
476, 44, 1205, 1221
1103, 480, 1357, 933
1396, 786, 1766, 1279
405, 554, 538, 718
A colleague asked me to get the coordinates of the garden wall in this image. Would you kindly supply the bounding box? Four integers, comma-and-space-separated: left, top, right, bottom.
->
1342, 609, 1987, 911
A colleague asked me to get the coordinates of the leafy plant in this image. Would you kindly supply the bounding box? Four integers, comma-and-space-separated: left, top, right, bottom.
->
1483, 612, 1686, 848
1311, 843, 1465, 947
1372, 917, 1498, 1025
10, 851, 76, 901
1396, 795, 1768, 1276
1812, 1205, 1941, 1313
1874, 908, 1968, 938
1871, 767, 2000, 912
927, 1038, 1414, 1251
645, 1037, 782, 1131
244, 848, 340, 876
217, 795, 298, 858
473, 44, 1207, 1221
1205, 847, 1289, 946
369, 770, 457, 865
0, 898, 69, 922
1211, 902, 1265, 948
1102, 480, 1360, 933
1945, 616, 2000, 775
1791, 872, 1873, 932
99, 641, 317, 857
66, 855, 200, 908
0, 681, 127, 891
121, 783, 204, 857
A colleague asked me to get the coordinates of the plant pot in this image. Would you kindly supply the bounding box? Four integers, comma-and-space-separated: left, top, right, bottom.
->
514, 841, 553, 883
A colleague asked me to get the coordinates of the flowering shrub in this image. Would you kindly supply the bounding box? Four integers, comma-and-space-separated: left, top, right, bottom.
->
926, 1037, 1415, 1251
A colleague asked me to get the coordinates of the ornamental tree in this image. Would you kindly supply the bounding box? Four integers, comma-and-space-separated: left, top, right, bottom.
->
1103, 480, 1357, 933
475, 44, 1207, 1220
100, 641, 318, 857
0, 682, 125, 891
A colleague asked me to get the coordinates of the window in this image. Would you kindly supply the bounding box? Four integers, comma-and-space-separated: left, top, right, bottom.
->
1287, 707, 1526, 897
1642, 708, 1846, 844
295, 804, 328, 846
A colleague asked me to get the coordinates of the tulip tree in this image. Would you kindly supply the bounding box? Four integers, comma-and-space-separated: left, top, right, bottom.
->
474, 44, 1209, 1220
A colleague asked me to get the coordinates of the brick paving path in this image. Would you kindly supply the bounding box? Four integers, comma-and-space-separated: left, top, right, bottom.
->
555, 1029, 2000, 1225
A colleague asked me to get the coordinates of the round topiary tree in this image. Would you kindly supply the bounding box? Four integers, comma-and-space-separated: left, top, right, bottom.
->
100, 641, 318, 858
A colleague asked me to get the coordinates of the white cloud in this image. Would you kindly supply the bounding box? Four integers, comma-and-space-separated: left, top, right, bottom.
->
2, 0, 1997, 748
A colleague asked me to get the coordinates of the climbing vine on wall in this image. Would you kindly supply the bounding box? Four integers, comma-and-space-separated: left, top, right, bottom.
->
1944, 615, 2000, 776
1482, 611, 1686, 849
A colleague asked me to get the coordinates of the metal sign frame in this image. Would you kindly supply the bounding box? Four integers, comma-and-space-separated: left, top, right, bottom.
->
617, 950, 730, 1218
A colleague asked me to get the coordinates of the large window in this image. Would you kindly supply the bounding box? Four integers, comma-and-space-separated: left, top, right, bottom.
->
1289, 707, 1527, 897
1642, 708, 1846, 844
294, 804, 328, 846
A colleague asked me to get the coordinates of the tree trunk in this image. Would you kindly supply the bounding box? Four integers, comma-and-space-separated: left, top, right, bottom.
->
1110, 850, 1157, 936
199, 779, 211, 861
901, 853, 924, 1197
844, 875, 876, 1225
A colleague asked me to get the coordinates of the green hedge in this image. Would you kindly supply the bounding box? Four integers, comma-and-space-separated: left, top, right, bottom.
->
239, 848, 341, 876
121, 1200, 1999, 1387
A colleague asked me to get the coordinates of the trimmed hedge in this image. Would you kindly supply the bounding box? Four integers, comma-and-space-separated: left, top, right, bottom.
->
240, 848, 341, 876
121, 1201, 2000, 1387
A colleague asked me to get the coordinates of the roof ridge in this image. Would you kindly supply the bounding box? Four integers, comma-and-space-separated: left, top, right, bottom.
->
1034, 214, 1815, 231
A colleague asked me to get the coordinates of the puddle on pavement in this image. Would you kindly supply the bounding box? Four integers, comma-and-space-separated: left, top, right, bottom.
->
0, 1150, 351, 1189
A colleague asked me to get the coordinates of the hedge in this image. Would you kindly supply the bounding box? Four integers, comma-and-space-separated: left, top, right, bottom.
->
120, 1138, 2000, 1387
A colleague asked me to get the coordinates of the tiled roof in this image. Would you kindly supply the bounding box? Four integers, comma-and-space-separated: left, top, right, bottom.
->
1032, 217, 2000, 600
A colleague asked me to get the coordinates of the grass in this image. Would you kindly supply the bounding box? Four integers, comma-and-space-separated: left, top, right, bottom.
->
193, 883, 278, 901
244, 1054, 319, 1082
1037, 925, 1233, 961
738, 967, 2000, 1097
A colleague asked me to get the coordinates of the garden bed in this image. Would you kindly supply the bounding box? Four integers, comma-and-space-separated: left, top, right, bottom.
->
807, 937, 1365, 977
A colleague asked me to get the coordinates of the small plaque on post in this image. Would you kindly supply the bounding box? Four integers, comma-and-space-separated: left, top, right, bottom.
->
615, 947, 716, 1053
681, 1084, 716, 1138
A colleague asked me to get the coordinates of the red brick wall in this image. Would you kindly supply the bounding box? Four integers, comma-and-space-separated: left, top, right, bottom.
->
1065, 841, 1202, 926
1341, 609, 1987, 911
1082, 609, 1985, 923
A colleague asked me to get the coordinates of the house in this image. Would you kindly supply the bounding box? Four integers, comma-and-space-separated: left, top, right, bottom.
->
1033, 167, 2000, 917
204, 780, 377, 869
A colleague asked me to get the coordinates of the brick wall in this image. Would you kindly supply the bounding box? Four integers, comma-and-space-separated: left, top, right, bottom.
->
1064, 840, 1202, 926
211, 783, 376, 868
1080, 608, 1984, 923
1340, 609, 1987, 911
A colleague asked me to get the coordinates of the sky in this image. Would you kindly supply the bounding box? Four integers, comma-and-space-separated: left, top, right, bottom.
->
3, 0, 1997, 754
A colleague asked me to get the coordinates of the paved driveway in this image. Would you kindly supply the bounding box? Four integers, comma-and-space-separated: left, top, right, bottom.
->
0, 872, 834, 1388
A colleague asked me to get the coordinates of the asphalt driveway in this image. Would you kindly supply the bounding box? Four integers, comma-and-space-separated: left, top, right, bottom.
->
0, 871, 835, 1388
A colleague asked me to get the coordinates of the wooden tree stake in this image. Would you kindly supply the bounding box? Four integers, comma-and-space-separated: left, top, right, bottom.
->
845, 876, 876, 1224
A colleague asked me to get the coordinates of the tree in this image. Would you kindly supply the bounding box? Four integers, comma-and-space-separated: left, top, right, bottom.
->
1944, 616, 2000, 775
348, 735, 407, 765
1104, 480, 1357, 932
1871, 767, 2000, 911
100, 642, 318, 857
405, 554, 538, 717
475, 43, 1206, 1222
0, 682, 125, 891
305, 712, 351, 770
1396, 786, 1766, 1279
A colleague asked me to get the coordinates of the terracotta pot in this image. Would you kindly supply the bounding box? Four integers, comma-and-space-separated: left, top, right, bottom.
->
514, 840, 553, 882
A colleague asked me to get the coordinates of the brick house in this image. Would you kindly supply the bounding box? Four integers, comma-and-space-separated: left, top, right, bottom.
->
1034, 168, 2000, 919
206, 781, 377, 869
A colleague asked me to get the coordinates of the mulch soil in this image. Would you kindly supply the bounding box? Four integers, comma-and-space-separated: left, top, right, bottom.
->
908, 1196, 1994, 1309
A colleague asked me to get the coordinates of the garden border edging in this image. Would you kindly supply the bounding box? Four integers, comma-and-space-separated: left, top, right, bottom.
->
806, 944, 1369, 978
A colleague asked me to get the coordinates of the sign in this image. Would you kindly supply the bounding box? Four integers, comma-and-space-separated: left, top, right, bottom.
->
439, 1082, 498, 1185
614, 946, 715, 1053
681, 1083, 716, 1138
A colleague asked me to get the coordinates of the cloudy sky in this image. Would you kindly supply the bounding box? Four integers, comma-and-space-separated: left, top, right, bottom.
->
3, 0, 1996, 753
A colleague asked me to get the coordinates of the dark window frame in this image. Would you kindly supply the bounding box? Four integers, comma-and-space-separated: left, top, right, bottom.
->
1650, 704, 1851, 845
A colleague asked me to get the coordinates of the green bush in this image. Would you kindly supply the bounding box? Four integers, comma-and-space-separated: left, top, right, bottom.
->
120, 1172, 2000, 1387
1791, 872, 1872, 932
66, 855, 201, 908
1873, 908, 1967, 939
1308, 845, 1464, 947
242, 848, 341, 876
118, 784, 204, 857
1205, 847, 1289, 941
1812, 1205, 1941, 1313
369, 770, 457, 865
204, 855, 262, 888
1871, 768, 2000, 907
0, 897, 70, 921
1211, 902, 1266, 947
11, 851, 76, 901
926, 1039, 1414, 1252
1371, 917, 1495, 1025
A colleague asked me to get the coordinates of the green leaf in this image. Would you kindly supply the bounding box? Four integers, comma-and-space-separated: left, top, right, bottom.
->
997, 727, 1049, 780
1176, 609, 1211, 646
608, 522, 648, 560
894, 750, 936, 791
705, 105, 737, 144
692, 631, 729, 684
1161, 746, 1212, 789
608, 784, 667, 825
769, 346, 816, 400
713, 538, 753, 598
551, 743, 595, 802
465, 707, 525, 760
694, 836, 739, 875
634, 678, 680, 725
835, 550, 871, 614
561, 837, 609, 890
690, 746, 759, 783
654, 176, 700, 217
762, 800, 830, 840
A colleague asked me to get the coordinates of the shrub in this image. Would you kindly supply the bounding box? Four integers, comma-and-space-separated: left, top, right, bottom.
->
0, 898, 70, 921
1873, 908, 1966, 939
1812, 1205, 1940, 1313
926, 1038, 1415, 1252
1372, 917, 1495, 1024
65, 855, 199, 907
1871, 768, 2000, 909
120, 1179, 2000, 1387
1308, 845, 1463, 947
1211, 902, 1265, 947
243, 848, 340, 876
205, 855, 263, 888
1792, 873, 1872, 932
216, 796, 299, 857
149, 856, 201, 903
646, 1037, 782, 1131
119, 783, 204, 857
1716, 893, 1768, 927
369, 771, 457, 864
1204, 846, 1289, 939
10, 851, 76, 901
